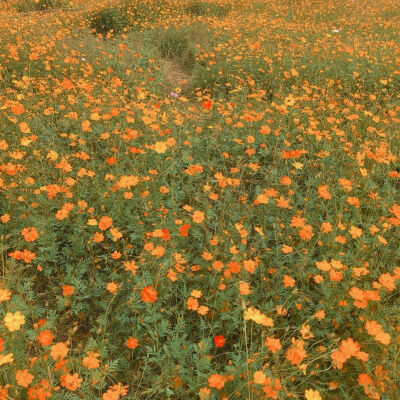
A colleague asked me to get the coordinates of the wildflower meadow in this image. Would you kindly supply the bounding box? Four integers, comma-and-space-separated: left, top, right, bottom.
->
0, 0, 399, 398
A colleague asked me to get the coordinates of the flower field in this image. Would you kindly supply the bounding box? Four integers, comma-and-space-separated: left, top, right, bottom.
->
0, 0, 400, 398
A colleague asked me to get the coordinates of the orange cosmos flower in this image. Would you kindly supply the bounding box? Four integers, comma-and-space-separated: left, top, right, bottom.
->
202, 100, 213, 110
179, 224, 190, 236
187, 297, 198, 311
320, 222, 332, 233
239, 281, 250, 295
283, 275, 295, 288
8, 249, 36, 263
62, 285, 74, 296
21, 227, 39, 242
213, 335, 225, 348
265, 336, 282, 353
107, 282, 118, 294
285, 338, 307, 365
280, 175, 292, 185
60, 373, 82, 391
281, 245, 293, 254
37, 330, 54, 346
82, 351, 100, 369
318, 185, 332, 200
93, 232, 104, 243
347, 197, 360, 208
98, 216, 112, 230
11, 103, 25, 115
0, 214, 10, 224
212, 260, 224, 271
315, 310, 325, 320
358, 373, 373, 386
50, 342, 69, 360
141, 286, 157, 303
260, 125, 271, 135
19, 122, 31, 133
16, 369, 34, 387
103, 388, 120, 400
27, 380, 52, 400
106, 156, 116, 165
126, 337, 138, 349
192, 210, 205, 223
208, 374, 225, 389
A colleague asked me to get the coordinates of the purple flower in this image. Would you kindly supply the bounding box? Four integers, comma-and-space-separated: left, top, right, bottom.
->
171, 92, 179, 98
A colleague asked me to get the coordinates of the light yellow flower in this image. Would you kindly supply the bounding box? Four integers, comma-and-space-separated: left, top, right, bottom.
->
0, 353, 14, 366
0, 289, 11, 303
154, 141, 168, 154
305, 389, 322, 400
4, 311, 25, 331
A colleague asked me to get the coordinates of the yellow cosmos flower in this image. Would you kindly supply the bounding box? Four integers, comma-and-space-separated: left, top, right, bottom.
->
4, 311, 25, 331
154, 141, 168, 154
0, 353, 14, 366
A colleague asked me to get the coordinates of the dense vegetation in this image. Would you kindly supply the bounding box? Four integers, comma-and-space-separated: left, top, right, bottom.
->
0, 0, 399, 398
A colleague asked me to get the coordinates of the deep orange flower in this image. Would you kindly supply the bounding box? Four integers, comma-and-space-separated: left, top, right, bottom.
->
213, 335, 225, 347
37, 330, 54, 346
126, 337, 138, 349
141, 286, 157, 303
62, 285, 74, 296
202, 100, 213, 110
179, 224, 190, 236
11, 103, 25, 115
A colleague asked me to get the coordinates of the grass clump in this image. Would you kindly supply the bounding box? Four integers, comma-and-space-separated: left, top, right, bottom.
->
184, 1, 230, 17
88, 7, 130, 36
15, 0, 63, 12
158, 28, 196, 71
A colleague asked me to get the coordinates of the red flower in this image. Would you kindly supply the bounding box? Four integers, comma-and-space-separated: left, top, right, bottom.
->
214, 335, 225, 347
126, 337, 138, 349
179, 224, 190, 237
202, 100, 213, 110
106, 156, 116, 165
141, 286, 157, 303
62, 285, 74, 296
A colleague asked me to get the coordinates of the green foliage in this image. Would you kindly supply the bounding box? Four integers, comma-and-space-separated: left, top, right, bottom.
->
15, 0, 63, 12
158, 27, 197, 70
184, 1, 230, 17
88, 7, 130, 36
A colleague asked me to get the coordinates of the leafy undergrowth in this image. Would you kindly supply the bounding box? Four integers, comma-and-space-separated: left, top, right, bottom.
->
0, 0, 400, 399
